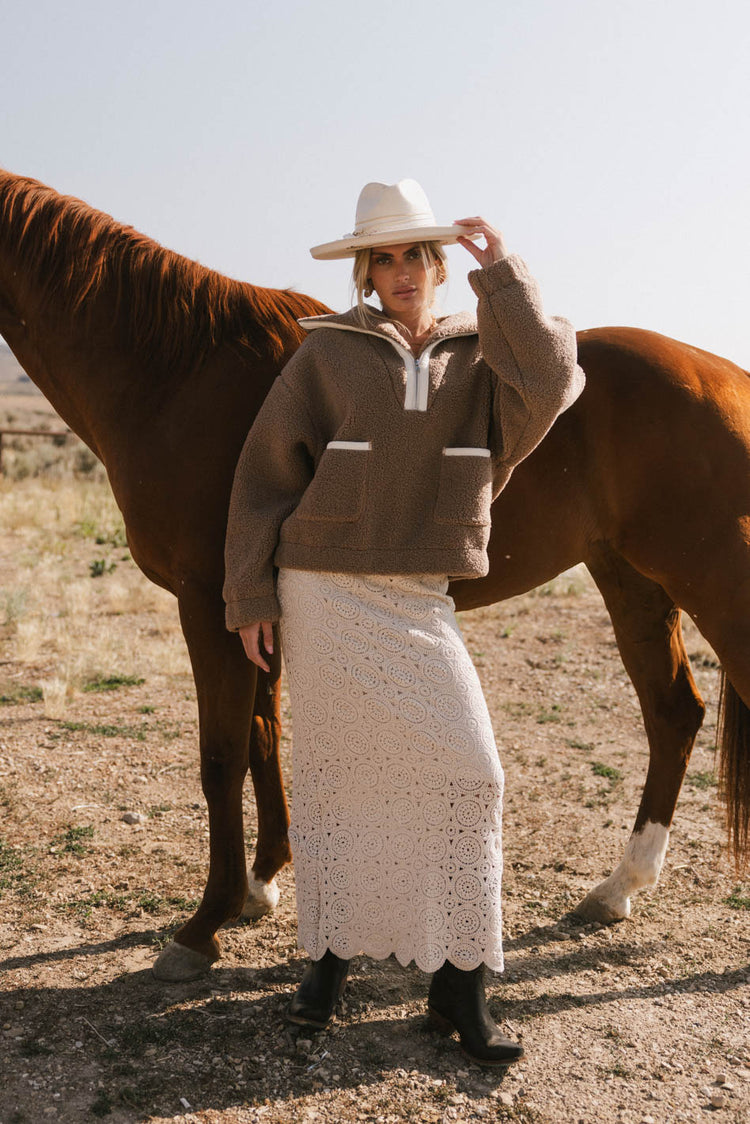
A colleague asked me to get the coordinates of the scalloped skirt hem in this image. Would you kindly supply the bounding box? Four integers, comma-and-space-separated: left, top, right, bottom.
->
300, 942, 505, 976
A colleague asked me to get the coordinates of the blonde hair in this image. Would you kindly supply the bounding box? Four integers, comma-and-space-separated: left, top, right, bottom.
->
351, 242, 448, 327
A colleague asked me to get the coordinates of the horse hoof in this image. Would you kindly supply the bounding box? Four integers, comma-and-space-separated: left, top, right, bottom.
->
572, 888, 630, 924
152, 940, 214, 981
242, 875, 281, 920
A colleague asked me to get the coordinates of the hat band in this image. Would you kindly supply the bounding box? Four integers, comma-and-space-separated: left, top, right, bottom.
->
349, 209, 436, 238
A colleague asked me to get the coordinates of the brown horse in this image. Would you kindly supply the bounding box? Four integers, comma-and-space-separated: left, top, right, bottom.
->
1, 169, 748, 982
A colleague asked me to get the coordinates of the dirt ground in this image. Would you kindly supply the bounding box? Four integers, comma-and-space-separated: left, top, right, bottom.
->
0, 392, 749, 1124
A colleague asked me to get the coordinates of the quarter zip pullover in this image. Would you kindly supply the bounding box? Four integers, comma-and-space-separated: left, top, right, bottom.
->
224, 255, 585, 628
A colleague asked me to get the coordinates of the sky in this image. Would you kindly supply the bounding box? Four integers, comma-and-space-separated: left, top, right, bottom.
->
2, 0, 750, 365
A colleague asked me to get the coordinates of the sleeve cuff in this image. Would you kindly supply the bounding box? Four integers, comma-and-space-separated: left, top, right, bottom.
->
225, 594, 281, 632
468, 253, 532, 298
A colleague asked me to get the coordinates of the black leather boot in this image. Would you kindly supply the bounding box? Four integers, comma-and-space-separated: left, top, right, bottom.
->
428, 961, 524, 1066
287, 950, 350, 1029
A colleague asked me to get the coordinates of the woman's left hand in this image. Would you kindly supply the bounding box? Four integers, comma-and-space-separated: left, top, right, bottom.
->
453, 217, 508, 269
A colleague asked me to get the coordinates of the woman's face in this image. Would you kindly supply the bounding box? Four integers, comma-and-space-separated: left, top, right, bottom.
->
367, 243, 434, 320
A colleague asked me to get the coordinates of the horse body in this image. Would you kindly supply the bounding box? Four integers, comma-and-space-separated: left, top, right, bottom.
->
577, 330, 750, 595
455, 326, 750, 917
1, 168, 748, 979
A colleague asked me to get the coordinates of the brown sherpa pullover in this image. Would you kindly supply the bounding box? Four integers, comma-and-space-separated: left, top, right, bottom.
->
223, 254, 585, 628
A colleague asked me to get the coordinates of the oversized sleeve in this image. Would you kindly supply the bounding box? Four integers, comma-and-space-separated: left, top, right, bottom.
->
223, 374, 317, 629
468, 255, 585, 469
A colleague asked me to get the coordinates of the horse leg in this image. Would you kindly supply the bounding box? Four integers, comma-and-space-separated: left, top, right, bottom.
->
242, 627, 292, 919
574, 545, 706, 922
153, 590, 256, 980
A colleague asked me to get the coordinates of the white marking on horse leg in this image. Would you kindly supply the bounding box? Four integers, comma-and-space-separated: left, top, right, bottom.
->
242, 874, 281, 920
152, 940, 214, 981
574, 822, 670, 922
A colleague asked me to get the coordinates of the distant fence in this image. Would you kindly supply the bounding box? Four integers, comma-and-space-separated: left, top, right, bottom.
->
0, 428, 73, 474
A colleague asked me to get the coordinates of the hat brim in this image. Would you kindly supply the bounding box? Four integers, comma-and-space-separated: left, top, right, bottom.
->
310, 225, 481, 261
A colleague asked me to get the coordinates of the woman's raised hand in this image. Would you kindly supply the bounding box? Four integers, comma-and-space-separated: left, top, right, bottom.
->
239, 620, 274, 672
453, 217, 508, 269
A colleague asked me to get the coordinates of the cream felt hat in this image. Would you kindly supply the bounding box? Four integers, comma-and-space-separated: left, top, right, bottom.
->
310, 179, 479, 261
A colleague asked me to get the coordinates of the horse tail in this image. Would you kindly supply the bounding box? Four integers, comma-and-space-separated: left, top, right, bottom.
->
717, 671, 750, 871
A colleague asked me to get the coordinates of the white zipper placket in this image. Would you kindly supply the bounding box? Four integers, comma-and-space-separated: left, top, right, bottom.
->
298, 319, 476, 413
392, 339, 442, 412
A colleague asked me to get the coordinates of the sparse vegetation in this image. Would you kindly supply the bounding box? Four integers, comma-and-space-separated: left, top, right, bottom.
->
89, 558, 117, 578
726, 885, 750, 910
59, 720, 147, 740
0, 395, 745, 1122
687, 769, 717, 790
148, 803, 171, 817
591, 761, 623, 784
82, 674, 145, 693
567, 737, 595, 752
136, 891, 199, 914
0, 684, 42, 705
53, 824, 95, 856
502, 700, 534, 717
61, 887, 199, 920
0, 837, 24, 889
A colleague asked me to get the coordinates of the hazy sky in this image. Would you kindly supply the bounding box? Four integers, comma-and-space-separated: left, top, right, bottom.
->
3, 0, 749, 365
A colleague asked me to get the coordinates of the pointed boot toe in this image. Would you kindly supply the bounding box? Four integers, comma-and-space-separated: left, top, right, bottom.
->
428, 961, 524, 1068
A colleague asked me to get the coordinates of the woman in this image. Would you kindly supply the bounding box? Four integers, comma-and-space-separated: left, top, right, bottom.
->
223, 179, 585, 1066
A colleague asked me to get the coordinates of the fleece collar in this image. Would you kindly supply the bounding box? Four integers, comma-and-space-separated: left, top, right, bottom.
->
298, 304, 478, 352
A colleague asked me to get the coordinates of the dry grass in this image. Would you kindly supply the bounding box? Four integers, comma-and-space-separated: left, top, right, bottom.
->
1, 472, 190, 705
0, 390, 103, 482
1, 391, 748, 1124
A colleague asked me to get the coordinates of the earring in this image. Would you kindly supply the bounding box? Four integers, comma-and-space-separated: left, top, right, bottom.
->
364, 279, 373, 298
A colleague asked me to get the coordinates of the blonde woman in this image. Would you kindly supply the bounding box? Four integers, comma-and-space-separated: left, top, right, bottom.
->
224, 180, 585, 1065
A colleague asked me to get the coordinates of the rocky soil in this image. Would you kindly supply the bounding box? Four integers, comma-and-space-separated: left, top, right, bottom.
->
0, 394, 748, 1124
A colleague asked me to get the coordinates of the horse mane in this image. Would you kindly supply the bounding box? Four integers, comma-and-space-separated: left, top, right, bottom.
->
0, 170, 330, 371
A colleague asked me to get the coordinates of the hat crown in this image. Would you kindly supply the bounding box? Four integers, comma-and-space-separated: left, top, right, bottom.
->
309, 177, 475, 259
352, 179, 436, 238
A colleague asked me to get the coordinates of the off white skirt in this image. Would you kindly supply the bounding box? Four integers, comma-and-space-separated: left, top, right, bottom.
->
277, 568, 504, 973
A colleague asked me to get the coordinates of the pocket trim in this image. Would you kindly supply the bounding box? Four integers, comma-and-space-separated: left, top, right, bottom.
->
443, 447, 491, 457
327, 440, 372, 451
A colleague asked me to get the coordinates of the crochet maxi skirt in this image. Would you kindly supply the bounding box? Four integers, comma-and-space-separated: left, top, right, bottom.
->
277, 568, 504, 974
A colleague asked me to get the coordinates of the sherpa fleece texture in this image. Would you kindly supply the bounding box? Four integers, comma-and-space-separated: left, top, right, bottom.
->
223, 254, 585, 628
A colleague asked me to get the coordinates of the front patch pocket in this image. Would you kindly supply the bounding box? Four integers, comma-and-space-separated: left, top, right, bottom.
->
434, 448, 492, 526
296, 442, 371, 522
